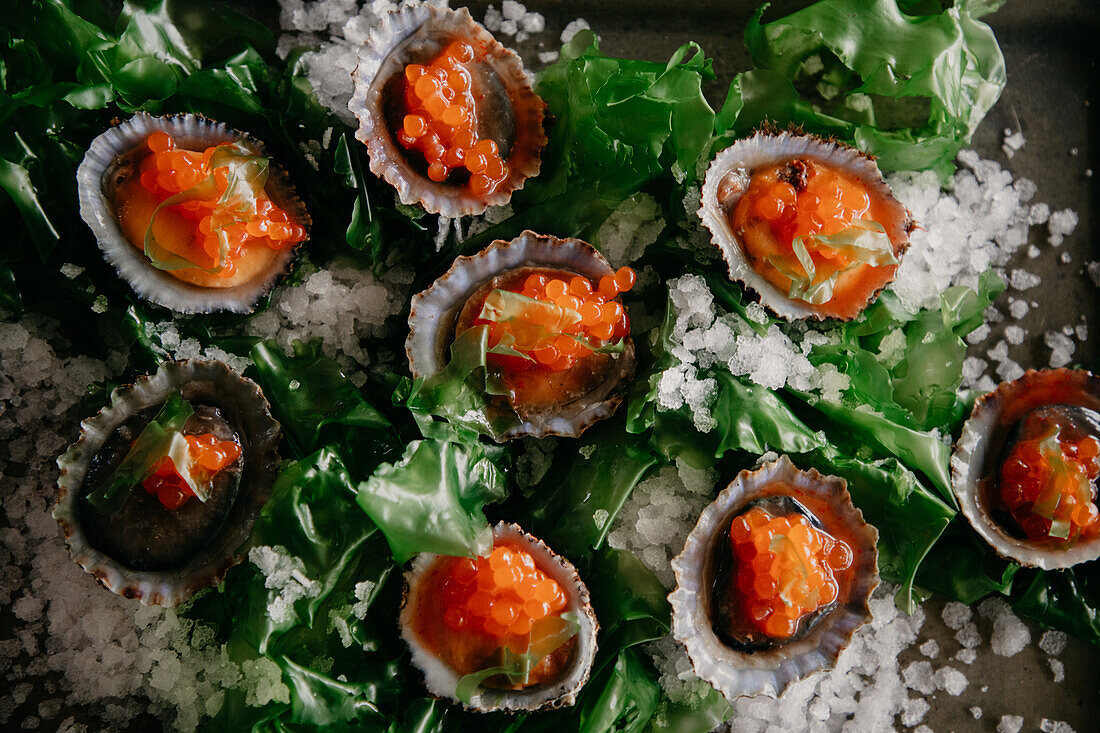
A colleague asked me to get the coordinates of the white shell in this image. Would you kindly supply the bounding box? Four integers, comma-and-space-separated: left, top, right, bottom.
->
406, 231, 635, 441
54, 360, 280, 606
951, 368, 1100, 569
77, 113, 306, 314
398, 522, 599, 712
349, 4, 545, 217
698, 130, 911, 321
670, 456, 879, 701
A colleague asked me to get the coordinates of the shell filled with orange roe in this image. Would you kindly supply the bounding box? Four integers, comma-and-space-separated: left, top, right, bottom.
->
399, 523, 599, 712
78, 113, 310, 314
953, 369, 1100, 569
407, 231, 636, 441
350, 4, 546, 217
670, 456, 879, 701
699, 130, 912, 321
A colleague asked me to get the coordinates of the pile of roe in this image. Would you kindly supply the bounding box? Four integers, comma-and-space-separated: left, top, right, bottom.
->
142, 434, 241, 510
729, 507, 852, 639
398, 42, 508, 195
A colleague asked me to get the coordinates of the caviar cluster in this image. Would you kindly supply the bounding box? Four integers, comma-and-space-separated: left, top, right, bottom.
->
1000, 431, 1100, 542
483, 267, 636, 372
398, 42, 509, 195
142, 434, 241, 510
729, 507, 853, 639
440, 545, 568, 641
139, 132, 306, 274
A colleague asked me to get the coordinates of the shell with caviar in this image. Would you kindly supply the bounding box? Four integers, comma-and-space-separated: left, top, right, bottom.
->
670, 456, 879, 701
77, 112, 309, 314
406, 230, 635, 441
53, 360, 280, 606
398, 522, 599, 712
349, 4, 546, 217
951, 368, 1100, 570
698, 129, 913, 321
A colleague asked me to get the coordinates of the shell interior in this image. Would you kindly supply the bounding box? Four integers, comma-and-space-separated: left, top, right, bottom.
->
53, 360, 281, 606
698, 130, 911, 321
406, 230, 635, 441
76, 112, 308, 314
951, 368, 1100, 569
398, 522, 599, 712
669, 455, 879, 701
349, 4, 546, 217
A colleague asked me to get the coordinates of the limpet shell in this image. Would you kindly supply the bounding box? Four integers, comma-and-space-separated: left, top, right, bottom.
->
406, 230, 635, 441
54, 360, 281, 606
951, 368, 1100, 569
398, 522, 599, 712
670, 456, 879, 701
698, 129, 912, 321
349, 4, 546, 217
77, 112, 309, 314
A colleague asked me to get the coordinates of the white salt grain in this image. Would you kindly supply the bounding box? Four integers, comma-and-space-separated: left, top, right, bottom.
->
933, 666, 968, 696
1040, 720, 1076, 733
942, 601, 972, 630
1039, 629, 1068, 656
918, 639, 939, 658
561, 18, 590, 43
1048, 658, 1065, 683
971, 706, 984, 719
998, 714, 1025, 733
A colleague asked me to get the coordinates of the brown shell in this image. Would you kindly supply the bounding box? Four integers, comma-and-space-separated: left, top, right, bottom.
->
698, 129, 913, 321
669, 456, 879, 700
951, 368, 1100, 569
406, 231, 635, 441
53, 360, 281, 606
398, 522, 599, 712
349, 4, 546, 217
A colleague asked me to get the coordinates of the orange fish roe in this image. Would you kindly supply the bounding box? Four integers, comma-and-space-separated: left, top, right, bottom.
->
137, 131, 306, 276
478, 266, 635, 372
729, 507, 852, 639
1000, 430, 1100, 542
440, 545, 568, 643
398, 41, 509, 196
142, 434, 241, 510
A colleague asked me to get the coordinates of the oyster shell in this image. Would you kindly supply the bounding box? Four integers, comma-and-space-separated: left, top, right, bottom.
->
670, 456, 879, 701
398, 522, 599, 712
406, 230, 635, 441
348, 4, 546, 217
77, 113, 309, 314
698, 130, 913, 321
54, 360, 280, 606
951, 368, 1100, 569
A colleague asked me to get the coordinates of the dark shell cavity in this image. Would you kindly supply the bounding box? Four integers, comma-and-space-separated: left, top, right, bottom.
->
709, 497, 836, 653
77, 405, 243, 571
349, 4, 546, 217
406, 231, 635, 441
952, 368, 1100, 569
54, 360, 281, 606
77, 113, 310, 314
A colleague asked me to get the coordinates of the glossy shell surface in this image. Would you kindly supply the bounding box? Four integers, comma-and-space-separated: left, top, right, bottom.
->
698, 130, 912, 321
407, 230, 635, 441
77, 113, 309, 314
54, 360, 281, 606
951, 368, 1100, 569
398, 522, 599, 712
670, 456, 879, 701
349, 4, 545, 216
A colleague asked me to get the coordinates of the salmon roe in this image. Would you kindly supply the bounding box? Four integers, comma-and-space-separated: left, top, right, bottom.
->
729, 507, 852, 639
398, 42, 509, 196
138, 131, 306, 276
440, 545, 568, 642
731, 158, 894, 303
141, 434, 242, 510
478, 267, 635, 372
999, 430, 1100, 542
